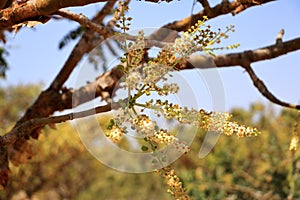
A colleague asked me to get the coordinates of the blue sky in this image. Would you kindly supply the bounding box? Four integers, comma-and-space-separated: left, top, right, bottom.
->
1, 0, 299, 111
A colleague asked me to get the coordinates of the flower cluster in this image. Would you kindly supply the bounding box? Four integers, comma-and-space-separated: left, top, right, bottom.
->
207, 112, 231, 132
155, 46, 178, 67
142, 62, 174, 84
172, 32, 197, 58
150, 129, 190, 154
106, 125, 124, 143
156, 166, 190, 200
127, 31, 145, 68
222, 122, 259, 137
115, 1, 131, 32
146, 100, 260, 137
103, 14, 260, 199
124, 70, 141, 90
131, 115, 158, 137
151, 129, 176, 145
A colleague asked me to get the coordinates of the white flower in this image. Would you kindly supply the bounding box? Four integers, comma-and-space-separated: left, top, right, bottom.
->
125, 70, 141, 90
106, 126, 124, 143
131, 115, 156, 137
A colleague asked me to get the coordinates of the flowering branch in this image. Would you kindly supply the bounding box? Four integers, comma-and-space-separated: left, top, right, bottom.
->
0, 0, 296, 190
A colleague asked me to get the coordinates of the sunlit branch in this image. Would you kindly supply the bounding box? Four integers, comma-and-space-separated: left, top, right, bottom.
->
0, 103, 115, 146
184, 37, 300, 69
242, 64, 300, 110
49, 1, 117, 91
0, 0, 108, 27
162, 0, 276, 32
55, 9, 114, 38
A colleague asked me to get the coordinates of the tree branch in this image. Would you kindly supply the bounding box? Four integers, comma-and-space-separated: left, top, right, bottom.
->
18, 35, 300, 127
184, 35, 300, 110
197, 0, 213, 16
0, 0, 108, 27
242, 64, 300, 110
0, 103, 113, 146
213, 37, 300, 67
55, 9, 114, 39
64, 35, 300, 113
185, 37, 300, 69
198, 0, 211, 9
49, 0, 117, 91
162, 0, 276, 32
1, 1, 118, 173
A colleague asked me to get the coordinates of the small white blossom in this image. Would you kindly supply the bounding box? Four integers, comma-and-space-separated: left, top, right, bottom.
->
106, 126, 124, 143
131, 115, 156, 137
125, 70, 141, 90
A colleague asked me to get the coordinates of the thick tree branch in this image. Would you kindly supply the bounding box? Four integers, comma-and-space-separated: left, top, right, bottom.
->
0, 0, 108, 27
242, 64, 300, 110
213, 37, 300, 67
198, 0, 211, 9
1, 66, 123, 145
185, 37, 300, 69
6, 0, 126, 145
197, 0, 213, 16
184, 36, 300, 110
0, 1, 118, 176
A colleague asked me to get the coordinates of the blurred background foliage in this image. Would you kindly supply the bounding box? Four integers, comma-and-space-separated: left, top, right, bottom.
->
0, 84, 299, 200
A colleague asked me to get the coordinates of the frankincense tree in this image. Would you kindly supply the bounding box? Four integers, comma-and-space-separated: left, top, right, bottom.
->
0, 0, 300, 199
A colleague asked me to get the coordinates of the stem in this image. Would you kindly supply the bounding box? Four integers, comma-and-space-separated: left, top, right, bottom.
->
131, 89, 146, 101
131, 106, 138, 115
134, 103, 147, 107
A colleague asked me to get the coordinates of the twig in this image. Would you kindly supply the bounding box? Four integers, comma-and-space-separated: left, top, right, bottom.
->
55, 9, 114, 38
242, 64, 300, 110
276, 29, 284, 45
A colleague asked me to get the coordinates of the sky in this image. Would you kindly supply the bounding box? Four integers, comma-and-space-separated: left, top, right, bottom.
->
0, 0, 300, 112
